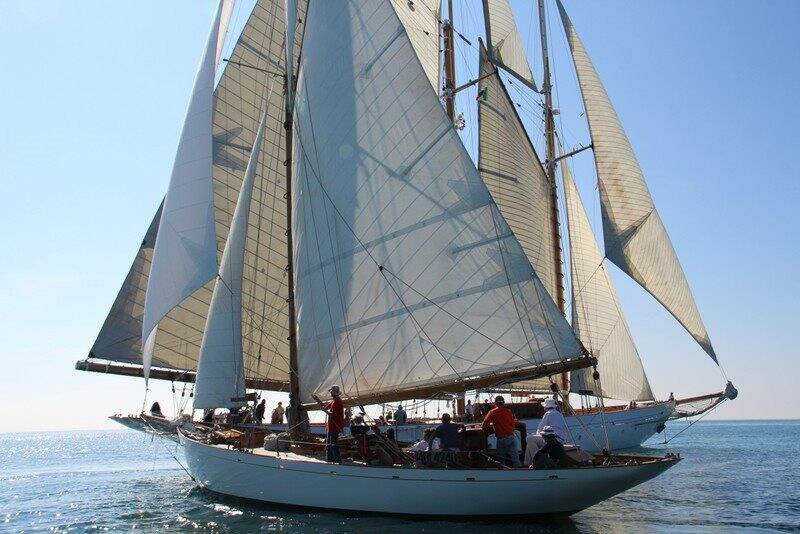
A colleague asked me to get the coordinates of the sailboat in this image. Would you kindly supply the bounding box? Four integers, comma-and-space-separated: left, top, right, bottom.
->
78, 0, 732, 467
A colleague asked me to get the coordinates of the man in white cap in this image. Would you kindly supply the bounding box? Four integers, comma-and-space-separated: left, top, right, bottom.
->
537, 398, 569, 443
313, 385, 345, 463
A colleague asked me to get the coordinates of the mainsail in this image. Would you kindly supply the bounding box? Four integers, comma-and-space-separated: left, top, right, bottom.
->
481, 0, 538, 91
142, 0, 228, 379
562, 155, 654, 401
292, 0, 587, 406
193, 102, 273, 410
556, 0, 717, 363
85, 0, 307, 389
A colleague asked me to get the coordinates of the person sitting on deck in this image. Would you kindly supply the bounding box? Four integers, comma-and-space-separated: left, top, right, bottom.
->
150, 401, 164, 418
482, 396, 520, 468
434, 413, 464, 451
537, 398, 568, 443
394, 405, 407, 425
313, 385, 345, 464
271, 402, 285, 424
410, 427, 440, 452
532, 426, 569, 468
254, 399, 266, 424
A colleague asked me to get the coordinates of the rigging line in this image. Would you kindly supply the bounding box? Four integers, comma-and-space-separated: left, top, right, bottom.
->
663, 398, 726, 445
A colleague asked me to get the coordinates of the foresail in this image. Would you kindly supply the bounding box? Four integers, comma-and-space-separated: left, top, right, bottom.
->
478, 43, 559, 304
391, 0, 440, 92
142, 1, 226, 379
556, 0, 717, 363
563, 156, 653, 401
194, 104, 272, 410
292, 0, 584, 405
481, 0, 537, 91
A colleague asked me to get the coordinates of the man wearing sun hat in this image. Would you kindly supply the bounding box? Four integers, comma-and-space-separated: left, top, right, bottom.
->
537, 397, 569, 443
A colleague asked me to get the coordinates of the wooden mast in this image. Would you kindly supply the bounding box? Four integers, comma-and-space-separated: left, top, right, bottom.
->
442, 0, 457, 122
538, 0, 568, 394
284, 20, 308, 441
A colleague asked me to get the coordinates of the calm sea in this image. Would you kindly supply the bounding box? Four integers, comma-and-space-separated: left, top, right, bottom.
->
0, 421, 797, 533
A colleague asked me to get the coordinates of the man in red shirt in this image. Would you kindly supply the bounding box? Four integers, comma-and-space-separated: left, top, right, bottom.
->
313, 385, 345, 463
482, 396, 520, 467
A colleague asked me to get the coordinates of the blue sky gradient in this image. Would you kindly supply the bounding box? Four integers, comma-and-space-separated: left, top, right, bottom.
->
0, 0, 797, 431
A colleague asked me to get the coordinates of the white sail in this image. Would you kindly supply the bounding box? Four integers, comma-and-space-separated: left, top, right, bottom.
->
194, 104, 272, 410
142, 2, 226, 379
478, 43, 559, 303
292, 0, 583, 405
562, 156, 653, 401
481, 0, 537, 91
390, 0, 441, 92
556, 0, 717, 363
216, 0, 237, 64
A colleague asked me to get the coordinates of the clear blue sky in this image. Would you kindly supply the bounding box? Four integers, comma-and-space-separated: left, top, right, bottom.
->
0, 0, 797, 431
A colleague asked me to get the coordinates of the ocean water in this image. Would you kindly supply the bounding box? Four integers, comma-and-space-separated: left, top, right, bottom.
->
0, 421, 798, 533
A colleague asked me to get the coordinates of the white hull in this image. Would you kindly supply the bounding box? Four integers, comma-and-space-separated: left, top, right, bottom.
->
266, 401, 675, 453
180, 432, 677, 516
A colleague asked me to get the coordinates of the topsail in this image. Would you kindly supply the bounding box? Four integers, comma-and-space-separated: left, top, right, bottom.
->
481, 0, 538, 91
557, 0, 717, 362
292, 0, 586, 406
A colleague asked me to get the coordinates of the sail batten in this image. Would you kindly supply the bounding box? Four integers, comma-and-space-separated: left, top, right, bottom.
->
292, 0, 584, 405
557, 0, 717, 363
481, 0, 538, 92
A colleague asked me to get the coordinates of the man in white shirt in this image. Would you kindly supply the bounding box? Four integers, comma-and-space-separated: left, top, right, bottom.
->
537, 398, 569, 443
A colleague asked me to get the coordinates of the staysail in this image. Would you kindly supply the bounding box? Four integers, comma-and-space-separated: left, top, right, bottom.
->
481, 0, 538, 91
193, 102, 273, 410
292, 0, 587, 407
556, 0, 717, 363
85, 0, 306, 389
141, 1, 227, 379
477, 42, 559, 304
562, 155, 653, 401
391, 0, 441, 92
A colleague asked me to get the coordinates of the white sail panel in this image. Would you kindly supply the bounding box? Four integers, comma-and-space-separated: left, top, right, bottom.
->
556, 0, 717, 363
390, 0, 441, 92
292, 0, 582, 404
142, 2, 226, 379
194, 106, 271, 410
478, 43, 559, 303
216, 0, 237, 64
482, 0, 537, 91
563, 157, 653, 401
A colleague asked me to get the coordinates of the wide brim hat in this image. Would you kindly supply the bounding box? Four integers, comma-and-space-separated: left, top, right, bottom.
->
543, 398, 558, 409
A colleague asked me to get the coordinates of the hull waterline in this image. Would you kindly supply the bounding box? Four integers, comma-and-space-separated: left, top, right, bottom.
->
179, 432, 678, 516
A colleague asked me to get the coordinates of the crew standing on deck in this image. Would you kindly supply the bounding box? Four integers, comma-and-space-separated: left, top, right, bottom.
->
537, 398, 568, 443
254, 399, 266, 424
482, 396, 520, 467
313, 386, 345, 464
394, 404, 407, 425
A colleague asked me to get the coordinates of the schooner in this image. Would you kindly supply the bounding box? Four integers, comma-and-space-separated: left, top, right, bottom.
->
74, 0, 739, 512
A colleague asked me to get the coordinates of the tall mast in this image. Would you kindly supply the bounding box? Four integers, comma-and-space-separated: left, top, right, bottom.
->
538, 0, 568, 392
284, 14, 308, 441
442, 0, 457, 122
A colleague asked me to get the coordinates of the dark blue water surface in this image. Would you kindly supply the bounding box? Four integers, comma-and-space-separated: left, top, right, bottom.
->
1, 421, 798, 533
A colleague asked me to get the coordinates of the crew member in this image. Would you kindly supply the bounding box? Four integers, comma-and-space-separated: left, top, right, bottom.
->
254, 399, 266, 424
465, 399, 474, 421
313, 385, 345, 464
537, 398, 568, 443
271, 401, 285, 424
150, 401, 164, 418
394, 404, 407, 425
434, 413, 464, 451
482, 396, 520, 467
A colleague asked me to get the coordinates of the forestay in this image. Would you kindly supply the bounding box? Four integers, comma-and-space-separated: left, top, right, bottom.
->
90, 0, 306, 387
481, 0, 538, 91
556, 0, 717, 363
563, 156, 653, 401
142, 1, 227, 379
292, 0, 583, 405
194, 102, 273, 410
